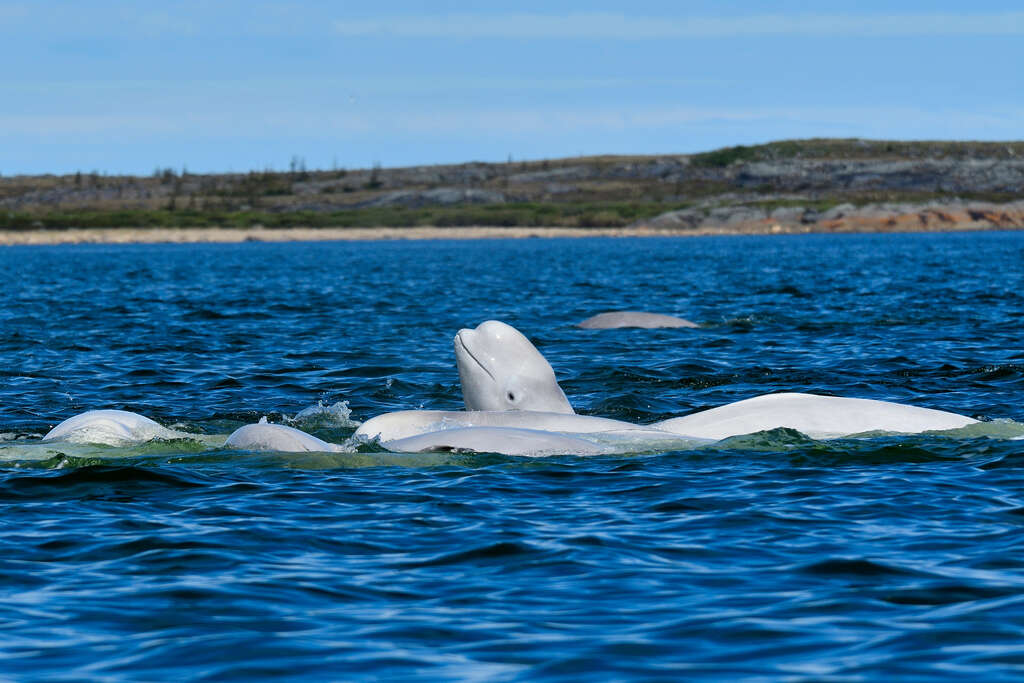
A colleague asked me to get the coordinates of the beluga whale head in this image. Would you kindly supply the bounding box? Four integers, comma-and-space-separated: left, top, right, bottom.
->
454, 320, 575, 414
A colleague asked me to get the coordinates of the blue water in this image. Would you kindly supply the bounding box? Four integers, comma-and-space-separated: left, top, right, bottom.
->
2, 232, 1024, 680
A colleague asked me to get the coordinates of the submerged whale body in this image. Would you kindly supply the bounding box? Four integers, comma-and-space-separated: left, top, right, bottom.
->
354, 409, 649, 443
577, 311, 698, 329
384, 426, 611, 457
43, 409, 184, 446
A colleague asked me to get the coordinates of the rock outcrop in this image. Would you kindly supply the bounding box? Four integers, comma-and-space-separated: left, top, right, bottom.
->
636, 200, 1024, 234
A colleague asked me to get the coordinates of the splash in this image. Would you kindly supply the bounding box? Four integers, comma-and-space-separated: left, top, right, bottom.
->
285, 400, 360, 429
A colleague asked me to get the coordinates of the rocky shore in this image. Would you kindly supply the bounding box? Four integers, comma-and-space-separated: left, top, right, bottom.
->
635, 199, 1024, 234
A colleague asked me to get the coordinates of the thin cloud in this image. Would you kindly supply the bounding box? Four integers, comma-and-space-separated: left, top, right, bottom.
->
334, 12, 1024, 39
3, 105, 1017, 140
0, 3, 29, 22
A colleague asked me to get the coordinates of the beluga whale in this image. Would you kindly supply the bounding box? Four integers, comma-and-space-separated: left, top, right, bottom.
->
354, 320, 665, 450
577, 311, 698, 329
455, 320, 574, 413
224, 418, 344, 453
43, 409, 189, 447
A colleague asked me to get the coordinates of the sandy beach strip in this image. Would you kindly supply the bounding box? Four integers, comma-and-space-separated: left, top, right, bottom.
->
0, 222, 1010, 246
0, 225, 747, 246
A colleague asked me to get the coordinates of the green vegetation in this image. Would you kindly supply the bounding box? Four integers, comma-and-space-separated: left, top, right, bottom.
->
690, 145, 761, 168
0, 201, 694, 231
690, 138, 1024, 165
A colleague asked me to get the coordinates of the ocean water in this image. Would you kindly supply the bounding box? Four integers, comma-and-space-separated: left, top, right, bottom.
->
2, 232, 1024, 680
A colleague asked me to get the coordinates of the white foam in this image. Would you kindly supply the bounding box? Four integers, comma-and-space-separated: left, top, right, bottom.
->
286, 400, 360, 428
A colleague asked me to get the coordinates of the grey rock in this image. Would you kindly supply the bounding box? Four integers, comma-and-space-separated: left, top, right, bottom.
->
706, 205, 766, 226
820, 203, 856, 221
768, 206, 806, 223
507, 166, 595, 184
732, 159, 1024, 194
358, 188, 506, 209
640, 208, 704, 230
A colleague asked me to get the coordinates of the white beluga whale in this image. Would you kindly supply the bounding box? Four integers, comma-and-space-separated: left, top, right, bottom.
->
225, 419, 344, 453
43, 409, 188, 447
651, 393, 976, 441
577, 311, 699, 329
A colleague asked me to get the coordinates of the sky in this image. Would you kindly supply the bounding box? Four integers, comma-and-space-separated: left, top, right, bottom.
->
2, 1, 1022, 175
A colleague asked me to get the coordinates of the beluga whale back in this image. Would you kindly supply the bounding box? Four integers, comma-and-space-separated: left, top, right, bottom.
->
43, 409, 185, 446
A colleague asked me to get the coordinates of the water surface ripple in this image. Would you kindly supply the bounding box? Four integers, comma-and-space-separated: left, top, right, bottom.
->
2, 233, 1024, 680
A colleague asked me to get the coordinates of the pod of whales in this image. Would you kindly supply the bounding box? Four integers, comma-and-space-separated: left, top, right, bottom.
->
40, 319, 982, 456
356, 319, 977, 452
577, 311, 698, 329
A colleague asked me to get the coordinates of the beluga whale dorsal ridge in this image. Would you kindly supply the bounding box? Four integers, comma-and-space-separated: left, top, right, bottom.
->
454, 320, 575, 414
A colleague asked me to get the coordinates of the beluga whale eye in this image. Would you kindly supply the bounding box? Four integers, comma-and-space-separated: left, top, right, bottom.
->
502, 378, 524, 407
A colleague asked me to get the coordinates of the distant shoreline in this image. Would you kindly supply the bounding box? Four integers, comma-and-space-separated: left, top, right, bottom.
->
5, 140, 1023, 242
0, 223, 1015, 246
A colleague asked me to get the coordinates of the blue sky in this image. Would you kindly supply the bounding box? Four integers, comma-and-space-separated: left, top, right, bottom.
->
2, 1, 1022, 175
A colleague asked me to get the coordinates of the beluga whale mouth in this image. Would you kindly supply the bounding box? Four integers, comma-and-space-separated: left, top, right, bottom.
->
454, 320, 575, 414
454, 332, 495, 382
